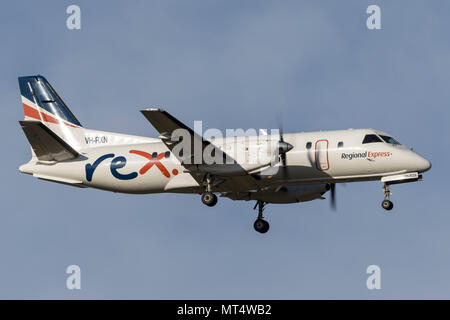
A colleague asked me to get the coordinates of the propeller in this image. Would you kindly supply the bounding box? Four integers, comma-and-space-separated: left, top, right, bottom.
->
276, 113, 336, 210
276, 115, 293, 179
329, 183, 336, 210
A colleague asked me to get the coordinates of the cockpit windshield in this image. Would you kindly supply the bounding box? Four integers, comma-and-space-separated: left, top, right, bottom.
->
379, 135, 401, 145
362, 134, 382, 144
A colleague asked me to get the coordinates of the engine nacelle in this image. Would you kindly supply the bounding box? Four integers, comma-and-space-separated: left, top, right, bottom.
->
226, 184, 330, 204
250, 185, 329, 203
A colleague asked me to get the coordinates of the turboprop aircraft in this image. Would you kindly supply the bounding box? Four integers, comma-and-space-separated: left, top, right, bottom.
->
18, 75, 431, 233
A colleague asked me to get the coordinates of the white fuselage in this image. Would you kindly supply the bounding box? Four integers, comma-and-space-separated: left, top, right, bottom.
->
19, 127, 431, 196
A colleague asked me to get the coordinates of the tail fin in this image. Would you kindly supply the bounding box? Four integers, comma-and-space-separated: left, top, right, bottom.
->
18, 75, 84, 157
19, 75, 82, 127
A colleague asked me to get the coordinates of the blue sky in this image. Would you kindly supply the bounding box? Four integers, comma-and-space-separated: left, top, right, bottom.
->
0, 0, 449, 299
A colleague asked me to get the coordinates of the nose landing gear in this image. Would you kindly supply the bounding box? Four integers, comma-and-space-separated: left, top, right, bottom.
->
381, 183, 394, 211
253, 201, 270, 233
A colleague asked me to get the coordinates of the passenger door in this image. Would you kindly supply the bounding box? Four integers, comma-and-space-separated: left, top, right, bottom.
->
315, 139, 329, 171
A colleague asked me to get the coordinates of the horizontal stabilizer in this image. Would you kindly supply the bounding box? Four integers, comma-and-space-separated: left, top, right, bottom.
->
33, 173, 86, 188
19, 120, 79, 161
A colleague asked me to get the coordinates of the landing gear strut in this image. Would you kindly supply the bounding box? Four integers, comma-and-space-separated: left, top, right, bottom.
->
381, 183, 394, 211
253, 201, 270, 233
201, 173, 218, 207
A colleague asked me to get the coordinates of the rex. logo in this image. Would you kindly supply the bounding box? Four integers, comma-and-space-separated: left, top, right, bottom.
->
85, 150, 179, 181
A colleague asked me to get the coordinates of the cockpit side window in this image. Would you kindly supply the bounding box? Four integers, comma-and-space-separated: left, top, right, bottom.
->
380, 135, 401, 145
362, 134, 382, 144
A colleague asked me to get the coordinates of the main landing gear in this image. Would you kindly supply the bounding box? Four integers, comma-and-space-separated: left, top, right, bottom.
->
201, 173, 218, 207
201, 191, 217, 207
381, 183, 394, 211
253, 201, 270, 234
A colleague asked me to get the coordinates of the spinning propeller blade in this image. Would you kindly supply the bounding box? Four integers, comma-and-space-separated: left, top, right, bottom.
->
276, 115, 293, 179
330, 183, 336, 210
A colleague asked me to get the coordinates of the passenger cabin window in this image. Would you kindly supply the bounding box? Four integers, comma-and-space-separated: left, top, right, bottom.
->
380, 135, 401, 145
164, 151, 170, 158
338, 141, 344, 148
306, 142, 312, 149
362, 134, 382, 144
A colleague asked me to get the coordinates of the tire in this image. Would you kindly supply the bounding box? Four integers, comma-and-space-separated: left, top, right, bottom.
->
201, 192, 217, 207
381, 199, 393, 211
254, 219, 270, 233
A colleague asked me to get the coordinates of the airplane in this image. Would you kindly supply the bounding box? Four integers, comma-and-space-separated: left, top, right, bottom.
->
17, 75, 431, 234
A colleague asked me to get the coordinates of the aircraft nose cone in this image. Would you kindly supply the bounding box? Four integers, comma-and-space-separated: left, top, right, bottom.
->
416, 155, 431, 173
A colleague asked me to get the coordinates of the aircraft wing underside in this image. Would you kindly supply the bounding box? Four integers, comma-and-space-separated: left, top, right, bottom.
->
140, 108, 228, 165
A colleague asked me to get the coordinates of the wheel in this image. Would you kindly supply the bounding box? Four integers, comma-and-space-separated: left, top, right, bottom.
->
254, 219, 270, 233
201, 192, 217, 207
381, 199, 394, 211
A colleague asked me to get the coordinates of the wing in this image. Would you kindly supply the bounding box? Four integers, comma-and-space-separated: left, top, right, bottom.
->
140, 108, 227, 166
140, 108, 262, 192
